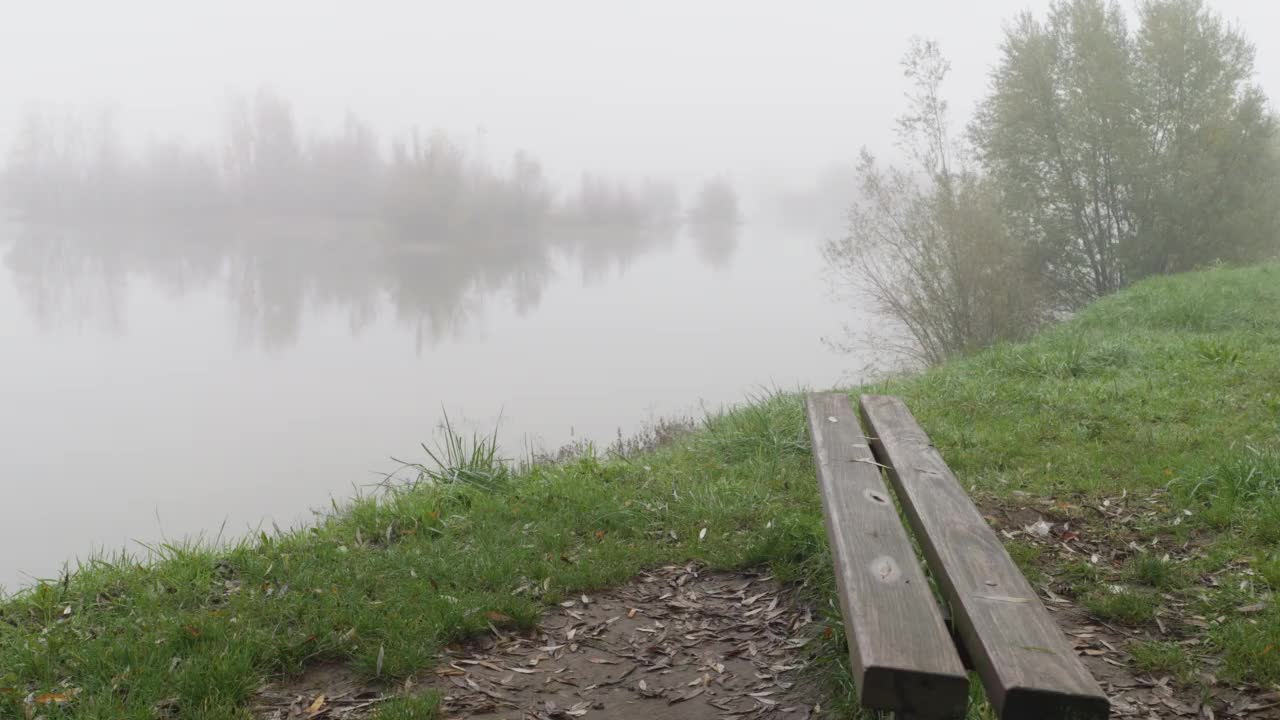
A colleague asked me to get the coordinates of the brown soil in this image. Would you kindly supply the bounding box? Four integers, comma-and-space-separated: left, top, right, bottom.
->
424, 563, 822, 719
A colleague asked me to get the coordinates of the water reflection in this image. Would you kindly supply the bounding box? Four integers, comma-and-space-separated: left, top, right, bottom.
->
689, 220, 741, 269
1, 215, 685, 349
686, 178, 742, 269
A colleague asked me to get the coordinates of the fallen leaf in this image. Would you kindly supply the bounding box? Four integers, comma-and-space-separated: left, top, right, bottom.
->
670, 687, 705, 704
1025, 519, 1052, 538
34, 689, 78, 705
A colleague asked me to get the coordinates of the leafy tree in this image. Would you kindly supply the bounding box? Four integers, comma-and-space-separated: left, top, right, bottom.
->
307, 111, 384, 216
972, 0, 1138, 304
1129, 0, 1280, 275
973, 0, 1279, 305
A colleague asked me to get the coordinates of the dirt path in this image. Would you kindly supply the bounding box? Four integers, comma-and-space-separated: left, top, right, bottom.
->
425, 564, 822, 719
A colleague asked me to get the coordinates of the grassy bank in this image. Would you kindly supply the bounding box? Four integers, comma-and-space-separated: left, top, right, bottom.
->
3, 263, 1279, 718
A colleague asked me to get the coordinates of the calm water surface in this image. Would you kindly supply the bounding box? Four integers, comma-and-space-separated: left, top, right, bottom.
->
0, 215, 870, 591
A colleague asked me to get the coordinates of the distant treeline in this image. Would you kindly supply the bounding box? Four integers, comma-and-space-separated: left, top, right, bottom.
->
0, 92, 746, 348
827, 0, 1280, 366
0, 91, 731, 241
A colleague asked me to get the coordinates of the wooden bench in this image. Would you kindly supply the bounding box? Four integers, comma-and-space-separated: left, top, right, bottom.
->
805, 393, 1109, 720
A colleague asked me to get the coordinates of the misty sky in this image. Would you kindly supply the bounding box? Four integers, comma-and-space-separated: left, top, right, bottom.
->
4, 0, 1280, 186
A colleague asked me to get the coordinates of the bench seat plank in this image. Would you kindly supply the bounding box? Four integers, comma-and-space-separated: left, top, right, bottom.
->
804, 393, 969, 718
860, 394, 1109, 720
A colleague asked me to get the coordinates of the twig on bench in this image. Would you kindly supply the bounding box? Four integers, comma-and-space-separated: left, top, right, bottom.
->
852, 458, 892, 470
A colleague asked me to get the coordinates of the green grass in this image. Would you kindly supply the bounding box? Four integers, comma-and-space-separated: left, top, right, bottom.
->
1083, 587, 1159, 625
1006, 541, 1045, 583
1258, 554, 1280, 591
370, 693, 441, 719
391, 411, 509, 492
3, 262, 1280, 717
1129, 640, 1191, 676
1055, 560, 1102, 595
1127, 555, 1185, 590
1218, 604, 1280, 683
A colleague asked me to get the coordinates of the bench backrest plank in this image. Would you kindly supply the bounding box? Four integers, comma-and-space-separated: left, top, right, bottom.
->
804, 393, 970, 718
860, 394, 1110, 720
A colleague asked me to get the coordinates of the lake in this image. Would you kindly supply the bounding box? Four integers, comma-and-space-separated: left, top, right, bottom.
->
0, 212, 869, 591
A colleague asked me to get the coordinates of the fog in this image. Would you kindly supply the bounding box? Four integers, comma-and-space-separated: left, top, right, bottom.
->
0, 2, 1098, 181
6, 0, 1280, 184
4, 0, 1280, 590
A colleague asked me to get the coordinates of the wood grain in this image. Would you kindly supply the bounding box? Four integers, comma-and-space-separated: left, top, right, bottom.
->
804, 393, 969, 719
860, 394, 1110, 720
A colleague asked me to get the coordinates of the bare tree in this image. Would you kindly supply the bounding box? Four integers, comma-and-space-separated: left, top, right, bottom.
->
825, 39, 1043, 366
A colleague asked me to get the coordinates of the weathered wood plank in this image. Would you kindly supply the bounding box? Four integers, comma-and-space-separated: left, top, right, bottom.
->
804, 393, 969, 719
860, 394, 1110, 720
